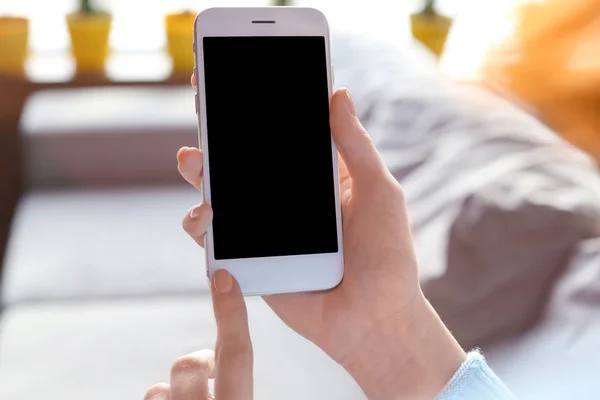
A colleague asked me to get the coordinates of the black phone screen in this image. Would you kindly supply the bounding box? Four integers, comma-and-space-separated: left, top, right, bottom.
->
202, 36, 339, 260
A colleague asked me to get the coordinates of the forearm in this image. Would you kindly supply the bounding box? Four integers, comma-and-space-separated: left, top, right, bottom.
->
342, 295, 467, 400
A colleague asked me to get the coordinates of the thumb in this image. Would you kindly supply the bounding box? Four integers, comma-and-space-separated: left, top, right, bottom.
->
330, 88, 387, 184
211, 269, 253, 400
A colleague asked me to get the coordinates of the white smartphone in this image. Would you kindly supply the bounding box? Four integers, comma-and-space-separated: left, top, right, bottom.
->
192, 7, 343, 296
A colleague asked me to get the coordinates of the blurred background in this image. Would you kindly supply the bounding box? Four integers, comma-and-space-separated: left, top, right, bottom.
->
1, 0, 600, 399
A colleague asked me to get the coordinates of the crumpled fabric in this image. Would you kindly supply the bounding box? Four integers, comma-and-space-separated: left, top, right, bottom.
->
332, 32, 600, 349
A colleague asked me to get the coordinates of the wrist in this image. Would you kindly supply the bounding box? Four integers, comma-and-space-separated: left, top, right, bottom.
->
341, 294, 466, 400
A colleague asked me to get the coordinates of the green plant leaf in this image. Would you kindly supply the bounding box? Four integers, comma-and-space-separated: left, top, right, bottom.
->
423, 0, 436, 15
81, 0, 94, 14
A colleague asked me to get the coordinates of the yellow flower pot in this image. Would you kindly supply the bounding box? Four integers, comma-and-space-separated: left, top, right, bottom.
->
410, 11, 453, 59
0, 17, 29, 77
67, 12, 112, 74
166, 11, 196, 74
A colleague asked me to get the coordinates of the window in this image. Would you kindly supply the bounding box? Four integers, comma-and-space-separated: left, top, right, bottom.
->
2, 0, 450, 53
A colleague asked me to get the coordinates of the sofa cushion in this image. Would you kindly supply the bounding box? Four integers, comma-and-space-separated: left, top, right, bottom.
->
0, 296, 361, 400
20, 86, 198, 188
2, 186, 206, 305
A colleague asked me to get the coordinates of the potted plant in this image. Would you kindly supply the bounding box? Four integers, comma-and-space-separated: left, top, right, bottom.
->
165, 10, 197, 75
67, 0, 112, 75
0, 15, 29, 76
410, 0, 453, 59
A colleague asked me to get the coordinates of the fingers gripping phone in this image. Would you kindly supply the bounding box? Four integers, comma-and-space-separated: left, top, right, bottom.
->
193, 7, 344, 295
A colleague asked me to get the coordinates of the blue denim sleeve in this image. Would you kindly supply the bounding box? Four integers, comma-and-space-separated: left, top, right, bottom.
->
435, 351, 518, 400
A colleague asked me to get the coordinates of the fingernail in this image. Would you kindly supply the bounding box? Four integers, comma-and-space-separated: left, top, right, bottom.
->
189, 204, 202, 219
342, 89, 356, 116
213, 269, 233, 294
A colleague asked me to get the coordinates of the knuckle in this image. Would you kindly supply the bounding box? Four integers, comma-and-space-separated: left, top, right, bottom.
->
171, 353, 212, 377
220, 340, 253, 357
144, 382, 169, 400
215, 305, 250, 337
181, 213, 191, 231
379, 172, 405, 199
217, 320, 251, 344
218, 342, 253, 365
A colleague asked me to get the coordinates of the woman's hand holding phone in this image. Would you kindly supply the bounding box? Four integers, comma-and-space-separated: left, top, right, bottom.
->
146, 85, 466, 400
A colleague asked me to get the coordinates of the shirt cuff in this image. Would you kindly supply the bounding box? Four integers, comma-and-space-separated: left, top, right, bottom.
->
435, 350, 518, 400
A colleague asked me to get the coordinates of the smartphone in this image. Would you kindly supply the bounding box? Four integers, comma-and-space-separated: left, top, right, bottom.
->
193, 7, 343, 295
